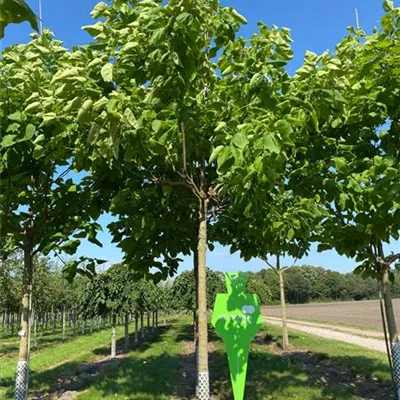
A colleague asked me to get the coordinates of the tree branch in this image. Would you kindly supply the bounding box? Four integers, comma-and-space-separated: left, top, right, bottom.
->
180, 122, 187, 176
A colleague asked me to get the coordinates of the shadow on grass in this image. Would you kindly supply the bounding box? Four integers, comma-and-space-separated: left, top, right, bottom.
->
209, 326, 394, 400
2, 323, 394, 400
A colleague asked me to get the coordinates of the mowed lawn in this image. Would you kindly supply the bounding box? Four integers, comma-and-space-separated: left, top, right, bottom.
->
0, 316, 393, 399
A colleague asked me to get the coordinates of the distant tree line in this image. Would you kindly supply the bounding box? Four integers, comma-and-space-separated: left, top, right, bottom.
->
256, 265, 400, 304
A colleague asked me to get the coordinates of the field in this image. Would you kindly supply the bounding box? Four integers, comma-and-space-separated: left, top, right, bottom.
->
263, 299, 400, 329
0, 313, 395, 400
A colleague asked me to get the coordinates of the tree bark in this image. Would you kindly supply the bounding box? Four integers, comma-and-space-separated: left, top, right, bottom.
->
33, 310, 37, 349
135, 313, 139, 344
62, 306, 66, 340
194, 248, 199, 352
196, 198, 209, 399
279, 269, 289, 350
111, 314, 117, 357
141, 312, 144, 339
124, 313, 129, 352
51, 305, 56, 333
15, 240, 33, 400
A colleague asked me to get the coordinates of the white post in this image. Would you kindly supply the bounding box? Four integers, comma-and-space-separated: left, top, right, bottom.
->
39, 0, 43, 34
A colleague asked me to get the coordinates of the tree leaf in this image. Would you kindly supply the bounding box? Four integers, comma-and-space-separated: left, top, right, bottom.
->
101, 63, 113, 82
232, 131, 248, 150
0, 0, 39, 39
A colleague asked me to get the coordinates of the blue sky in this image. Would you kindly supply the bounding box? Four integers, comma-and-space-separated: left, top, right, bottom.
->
2, 0, 398, 274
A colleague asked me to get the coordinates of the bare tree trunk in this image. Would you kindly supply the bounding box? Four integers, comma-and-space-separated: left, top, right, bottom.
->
15, 240, 33, 400
111, 314, 117, 357
135, 313, 139, 344
124, 313, 129, 352
51, 305, 56, 333
11, 312, 15, 335
195, 198, 209, 400
73, 309, 76, 337
194, 248, 199, 353
33, 309, 37, 349
62, 306, 66, 341
140, 312, 144, 339
381, 268, 400, 398
278, 267, 289, 350
155, 310, 158, 328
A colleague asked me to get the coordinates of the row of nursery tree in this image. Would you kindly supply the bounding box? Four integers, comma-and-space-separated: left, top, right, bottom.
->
1, 0, 400, 399
3, 253, 399, 330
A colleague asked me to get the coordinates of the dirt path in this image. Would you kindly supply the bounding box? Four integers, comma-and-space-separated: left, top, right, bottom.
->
264, 317, 387, 353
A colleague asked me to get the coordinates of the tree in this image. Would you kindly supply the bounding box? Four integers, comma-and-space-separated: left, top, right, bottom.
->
0, 31, 104, 398
288, 3, 400, 394
246, 273, 271, 305
171, 268, 225, 320
216, 189, 323, 349
56, 1, 296, 396
0, 0, 38, 39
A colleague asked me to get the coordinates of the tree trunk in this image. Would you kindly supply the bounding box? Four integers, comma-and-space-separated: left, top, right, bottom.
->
73, 309, 76, 337
194, 248, 199, 352
381, 268, 400, 398
11, 312, 15, 335
62, 306, 66, 341
155, 310, 158, 328
140, 312, 144, 339
152, 311, 155, 332
111, 314, 117, 357
135, 313, 139, 344
124, 313, 129, 352
15, 241, 33, 400
33, 311, 37, 349
195, 198, 209, 400
147, 312, 150, 330
51, 305, 56, 333
279, 269, 289, 350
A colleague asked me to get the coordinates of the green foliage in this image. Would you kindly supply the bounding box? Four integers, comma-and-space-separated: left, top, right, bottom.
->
54, 0, 298, 280
246, 273, 271, 305
288, 5, 400, 279
0, 0, 38, 39
0, 30, 103, 272
257, 265, 383, 304
171, 268, 225, 312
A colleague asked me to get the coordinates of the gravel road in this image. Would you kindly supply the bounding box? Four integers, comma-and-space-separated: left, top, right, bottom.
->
264, 316, 387, 353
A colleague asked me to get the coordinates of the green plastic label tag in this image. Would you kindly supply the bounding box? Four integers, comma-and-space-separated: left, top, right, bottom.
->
211, 272, 263, 400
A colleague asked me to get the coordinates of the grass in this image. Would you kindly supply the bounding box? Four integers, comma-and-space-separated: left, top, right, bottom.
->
0, 320, 165, 399
0, 317, 394, 399
210, 323, 392, 400
264, 316, 384, 334
264, 323, 391, 383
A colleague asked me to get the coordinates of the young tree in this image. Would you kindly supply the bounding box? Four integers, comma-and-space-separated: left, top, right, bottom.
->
0, 31, 103, 398
56, 1, 296, 396
288, 4, 400, 395
216, 189, 323, 349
